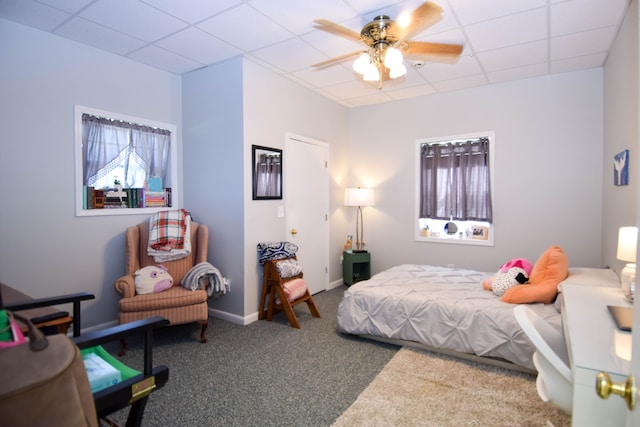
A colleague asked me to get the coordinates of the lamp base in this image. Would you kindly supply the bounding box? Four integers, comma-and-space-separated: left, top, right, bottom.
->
620, 263, 636, 302
352, 249, 368, 253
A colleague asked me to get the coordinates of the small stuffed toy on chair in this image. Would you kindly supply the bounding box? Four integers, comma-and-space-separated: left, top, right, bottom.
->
483, 258, 533, 297
134, 265, 174, 295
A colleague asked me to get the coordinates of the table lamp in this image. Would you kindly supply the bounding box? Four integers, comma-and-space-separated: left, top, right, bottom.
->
617, 226, 638, 301
344, 188, 375, 253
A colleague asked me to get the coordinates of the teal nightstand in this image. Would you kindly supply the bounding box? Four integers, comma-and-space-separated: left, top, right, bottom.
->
343, 251, 371, 286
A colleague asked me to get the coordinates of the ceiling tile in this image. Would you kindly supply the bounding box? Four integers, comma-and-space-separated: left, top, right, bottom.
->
55, 16, 147, 55
551, 52, 607, 74
140, 0, 243, 24
418, 55, 483, 82
486, 62, 547, 84
38, 0, 94, 14
79, 0, 187, 42
476, 40, 547, 72
551, 27, 617, 60
251, 37, 328, 73
447, 0, 545, 26
464, 7, 547, 53
127, 44, 203, 74
197, 3, 293, 52
432, 73, 488, 93
551, 0, 629, 37
155, 26, 242, 65
0, 0, 70, 30
250, 0, 357, 35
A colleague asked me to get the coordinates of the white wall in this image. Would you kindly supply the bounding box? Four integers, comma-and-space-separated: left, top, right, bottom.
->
349, 69, 604, 273
0, 19, 182, 327
242, 59, 350, 319
602, 0, 639, 273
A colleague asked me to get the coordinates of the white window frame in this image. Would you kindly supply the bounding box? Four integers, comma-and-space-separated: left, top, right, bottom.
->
414, 131, 495, 246
74, 105, 179, 217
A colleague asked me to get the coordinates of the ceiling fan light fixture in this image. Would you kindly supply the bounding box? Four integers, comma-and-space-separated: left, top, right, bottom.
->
353, 53, 370, 75
363, 64, 380, 81
383, 46, 403, 68
389, 63, 407, 79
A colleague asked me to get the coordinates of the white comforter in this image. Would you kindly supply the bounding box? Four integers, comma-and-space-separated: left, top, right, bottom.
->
337, 264, 562, 370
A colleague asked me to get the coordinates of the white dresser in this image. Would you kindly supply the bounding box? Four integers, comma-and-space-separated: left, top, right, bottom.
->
561, 283, 632, 426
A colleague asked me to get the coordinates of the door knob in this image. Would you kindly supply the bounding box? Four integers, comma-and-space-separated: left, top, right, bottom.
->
596, 371, 637, 410
290, 229, 298, 235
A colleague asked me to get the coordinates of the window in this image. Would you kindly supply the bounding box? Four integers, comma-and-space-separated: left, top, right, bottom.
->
75, 106, 178, 216
415, 131, 494, 246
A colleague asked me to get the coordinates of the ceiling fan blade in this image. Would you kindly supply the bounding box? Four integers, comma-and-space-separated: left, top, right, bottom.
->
402, 41, 463, 59
311, 51, 364, 69
395, 2, 444, 43
314, 19, 362, 43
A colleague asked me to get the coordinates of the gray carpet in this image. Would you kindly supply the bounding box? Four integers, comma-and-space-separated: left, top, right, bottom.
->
103, 286, 398, 426
103, 286, 565, 426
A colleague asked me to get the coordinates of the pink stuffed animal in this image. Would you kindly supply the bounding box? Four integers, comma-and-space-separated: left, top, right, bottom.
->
482, 258, 533, 297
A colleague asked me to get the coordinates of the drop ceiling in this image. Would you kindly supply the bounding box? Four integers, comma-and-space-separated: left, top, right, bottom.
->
0, 0, 630, 108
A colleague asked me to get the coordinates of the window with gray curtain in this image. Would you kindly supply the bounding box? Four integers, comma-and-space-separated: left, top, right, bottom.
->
419, 137, 493, 222
82, 114, 171, 189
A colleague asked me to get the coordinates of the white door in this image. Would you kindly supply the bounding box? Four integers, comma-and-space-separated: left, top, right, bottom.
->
285, 133, 329, 295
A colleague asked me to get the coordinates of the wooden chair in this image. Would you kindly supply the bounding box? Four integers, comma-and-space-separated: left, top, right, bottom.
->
258, 258, 320, 329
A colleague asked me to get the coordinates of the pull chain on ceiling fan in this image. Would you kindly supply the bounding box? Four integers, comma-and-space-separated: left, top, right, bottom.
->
312, 1, 463, 89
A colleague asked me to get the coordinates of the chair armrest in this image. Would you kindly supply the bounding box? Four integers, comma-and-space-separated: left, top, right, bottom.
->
4, 292, 95, 337
74, 316, 169, 349
114, 274, 136, 298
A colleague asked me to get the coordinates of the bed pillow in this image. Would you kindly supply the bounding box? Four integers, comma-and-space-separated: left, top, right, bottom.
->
501, 245, 568, 304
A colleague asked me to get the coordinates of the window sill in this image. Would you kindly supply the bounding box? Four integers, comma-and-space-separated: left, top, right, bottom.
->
415, 235, 494, 247
76, 206, 177, 217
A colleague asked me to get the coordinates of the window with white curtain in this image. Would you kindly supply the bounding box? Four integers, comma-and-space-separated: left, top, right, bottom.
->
75, 105, 178, 216
415, 131, 495, 246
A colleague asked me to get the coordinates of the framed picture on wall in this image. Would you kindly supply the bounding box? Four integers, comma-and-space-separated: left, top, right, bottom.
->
614, 149, 629, 186
252, 145, 283, 200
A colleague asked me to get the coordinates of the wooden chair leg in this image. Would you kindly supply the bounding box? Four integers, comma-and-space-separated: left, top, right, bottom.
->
274, 285, 301, 329
258, 278, 270, 320
198, 320, 208, 343
119, 337, 127, 356
305, 292, 321, 318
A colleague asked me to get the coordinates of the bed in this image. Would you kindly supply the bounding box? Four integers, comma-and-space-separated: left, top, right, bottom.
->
336, 263, 620, 373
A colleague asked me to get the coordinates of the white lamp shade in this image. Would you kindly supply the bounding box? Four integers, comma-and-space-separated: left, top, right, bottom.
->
617, 226, 638, 262
353, 53, 370, 75
344, 188, 375, 207
389, 63, 407, 79
383, 47, 403, 68
363, 64, 380, 81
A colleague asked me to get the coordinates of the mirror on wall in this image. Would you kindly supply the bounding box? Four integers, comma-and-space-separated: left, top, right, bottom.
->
252, 145, 282, 200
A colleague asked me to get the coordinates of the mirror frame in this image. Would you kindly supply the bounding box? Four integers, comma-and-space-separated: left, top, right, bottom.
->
252, 145, 283, 200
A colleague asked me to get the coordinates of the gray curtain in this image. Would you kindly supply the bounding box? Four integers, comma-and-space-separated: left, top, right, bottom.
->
82, 114, 171, 188
419, 138, 492, 222
256, 154, 281, 197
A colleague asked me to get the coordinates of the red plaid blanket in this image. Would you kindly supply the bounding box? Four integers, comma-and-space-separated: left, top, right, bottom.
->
148, 209, 189, 251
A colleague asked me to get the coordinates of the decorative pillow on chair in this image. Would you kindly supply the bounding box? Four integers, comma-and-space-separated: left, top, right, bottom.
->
134, 265, 174, 295
275, 258, 302, 278
501, 245, 569, 304
275, 278, 308, 304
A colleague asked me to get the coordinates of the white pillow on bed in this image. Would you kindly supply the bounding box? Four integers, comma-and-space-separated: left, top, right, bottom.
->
557, 267, 620, 293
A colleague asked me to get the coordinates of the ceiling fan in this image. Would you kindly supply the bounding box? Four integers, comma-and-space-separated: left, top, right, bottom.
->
312, 2, 463, 89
